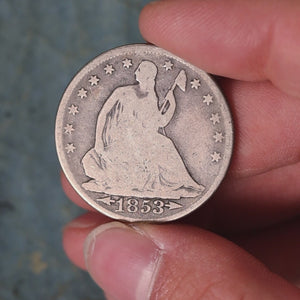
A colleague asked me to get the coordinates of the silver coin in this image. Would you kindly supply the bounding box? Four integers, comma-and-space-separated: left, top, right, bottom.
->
55, 44, 233, 222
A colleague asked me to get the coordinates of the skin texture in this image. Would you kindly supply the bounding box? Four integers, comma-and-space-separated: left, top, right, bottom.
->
61, 0, 300, 299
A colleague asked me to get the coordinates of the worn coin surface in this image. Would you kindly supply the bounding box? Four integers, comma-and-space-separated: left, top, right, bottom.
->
56, 44, 233, 222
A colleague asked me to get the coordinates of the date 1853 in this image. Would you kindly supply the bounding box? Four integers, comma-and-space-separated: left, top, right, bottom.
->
96, 196, 183, 215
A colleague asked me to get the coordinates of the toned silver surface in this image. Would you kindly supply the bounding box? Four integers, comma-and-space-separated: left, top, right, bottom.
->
55, 44, 233, 222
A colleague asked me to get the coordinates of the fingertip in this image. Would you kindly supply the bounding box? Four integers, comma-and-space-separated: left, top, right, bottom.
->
63, 212, 110, 270
139, 1, 163, 38
139, 0, 185, 54
84, 222, 161, 300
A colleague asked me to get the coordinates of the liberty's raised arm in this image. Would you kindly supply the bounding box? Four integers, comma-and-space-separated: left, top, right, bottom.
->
159, 70, 187, 128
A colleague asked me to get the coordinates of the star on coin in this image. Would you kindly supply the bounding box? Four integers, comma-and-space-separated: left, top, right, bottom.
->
77, 88, 87, 99
68, 105, 79, 116
89, 75, 100, 86
122, 58, 133, 69
64, 124, 74, 134
191, 79, 201, 89
163, 60, 173, 71
213, 132, 224, 143
211, 152, 221, 162
203, 94, 213, 105
210, 113, 221, 125
104, 64, 115, 75
65, 143, 76, 153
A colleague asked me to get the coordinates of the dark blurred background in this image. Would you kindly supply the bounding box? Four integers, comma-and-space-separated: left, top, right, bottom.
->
0, 1, 151, 299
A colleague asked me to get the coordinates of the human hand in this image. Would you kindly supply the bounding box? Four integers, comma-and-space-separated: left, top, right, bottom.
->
62, 0, 300, 299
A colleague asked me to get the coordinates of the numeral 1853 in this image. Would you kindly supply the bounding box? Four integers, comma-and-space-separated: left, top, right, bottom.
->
115, 198, 164, 215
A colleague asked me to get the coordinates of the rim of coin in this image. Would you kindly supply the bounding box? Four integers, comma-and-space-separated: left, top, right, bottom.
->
55, 44, 233, 222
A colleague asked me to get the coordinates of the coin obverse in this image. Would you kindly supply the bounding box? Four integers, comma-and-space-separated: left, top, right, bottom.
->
56, 44, 233, 222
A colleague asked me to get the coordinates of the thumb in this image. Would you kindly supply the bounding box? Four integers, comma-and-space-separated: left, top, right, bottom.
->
83, 222, 300, 300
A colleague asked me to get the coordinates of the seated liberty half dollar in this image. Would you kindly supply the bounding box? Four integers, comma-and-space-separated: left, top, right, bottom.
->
55, 44, 233, 222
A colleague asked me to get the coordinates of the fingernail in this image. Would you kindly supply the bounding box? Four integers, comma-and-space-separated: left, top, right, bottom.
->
84, 222, 162, 300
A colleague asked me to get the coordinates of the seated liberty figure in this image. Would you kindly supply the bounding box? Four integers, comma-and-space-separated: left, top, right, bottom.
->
82, 60, 204, 199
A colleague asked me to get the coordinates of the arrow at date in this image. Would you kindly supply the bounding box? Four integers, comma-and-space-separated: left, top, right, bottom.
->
97, 197, 115, 205
97, 197, 183, 211
165, 201, 183, 210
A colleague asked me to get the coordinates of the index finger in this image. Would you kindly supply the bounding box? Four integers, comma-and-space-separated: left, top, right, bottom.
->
139, 0, 300, 98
